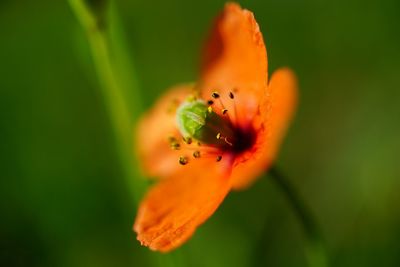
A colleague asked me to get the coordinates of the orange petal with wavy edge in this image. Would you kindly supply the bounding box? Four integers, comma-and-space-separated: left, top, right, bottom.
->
136, 85, 195, 178
231, 68, 298, 190
200, 3, 268, 128
134, 156, 232, 252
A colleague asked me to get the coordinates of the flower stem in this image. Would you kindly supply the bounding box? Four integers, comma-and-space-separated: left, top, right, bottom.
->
269, 166, 329, 267
68, 2, 184, 266
68, 0, 146, 203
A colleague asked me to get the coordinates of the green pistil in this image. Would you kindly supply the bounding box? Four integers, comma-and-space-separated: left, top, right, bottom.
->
176, 100, 235, 148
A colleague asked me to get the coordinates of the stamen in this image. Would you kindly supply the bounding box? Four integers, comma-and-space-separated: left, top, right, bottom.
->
183, 146, 221, 159
229, 91, 239, 127
207, 100, 214, 105
214, 132, 233, 147
211, 91, 235, 126
224, 137, 233, 146
168, 136, 181, 150
211, 92, 220, 99
193, 151, 201, 158
182, 145, 221, 160
170, 142, 181, 150
168, 136, 178, 142
183, 137, 192, 145
179, 156, 188, 165
216, 155, 222, 162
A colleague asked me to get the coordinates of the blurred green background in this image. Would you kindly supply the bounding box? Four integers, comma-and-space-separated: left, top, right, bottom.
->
1, 0, 400, 266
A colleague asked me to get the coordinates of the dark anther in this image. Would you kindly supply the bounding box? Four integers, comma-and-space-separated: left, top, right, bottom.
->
212, 92, 220, 99
222, 109, 228, 115
207, 100, 214, 105
183, 137, 192, 144
216, 155, 222, 162
170, 142, 181, 150
193, 151, 201, 158
229, 92, 234, 99
179, 156, 188, 165
168, 136, 178, 143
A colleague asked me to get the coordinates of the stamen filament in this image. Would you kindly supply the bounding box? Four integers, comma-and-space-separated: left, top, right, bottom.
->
213, 92, 232, 120
230, 91, 239, 127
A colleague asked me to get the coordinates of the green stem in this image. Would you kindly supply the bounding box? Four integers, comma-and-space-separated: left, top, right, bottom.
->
68, 0, 145, 204
269, 166, 329, 267
68, 2, 183, 266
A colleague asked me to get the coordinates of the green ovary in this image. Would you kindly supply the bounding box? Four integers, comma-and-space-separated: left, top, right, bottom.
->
176, 100, 235, 148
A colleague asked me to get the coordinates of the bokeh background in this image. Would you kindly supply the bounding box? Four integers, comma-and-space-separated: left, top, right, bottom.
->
1, 0, 400, 266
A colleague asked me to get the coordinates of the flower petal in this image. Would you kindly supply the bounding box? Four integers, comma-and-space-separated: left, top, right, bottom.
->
231, 68, 298, 190
136, 85, 195, 178
134, 156, 232, 252
200, 3, 268, 127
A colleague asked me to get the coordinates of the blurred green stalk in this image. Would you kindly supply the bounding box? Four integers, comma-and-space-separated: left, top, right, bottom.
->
68, 0, 145, 203
68, 1, 184, 266
269, 167, 329, 267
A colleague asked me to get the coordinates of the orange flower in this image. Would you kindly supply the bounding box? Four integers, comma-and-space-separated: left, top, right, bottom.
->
134, 3, 297, 252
